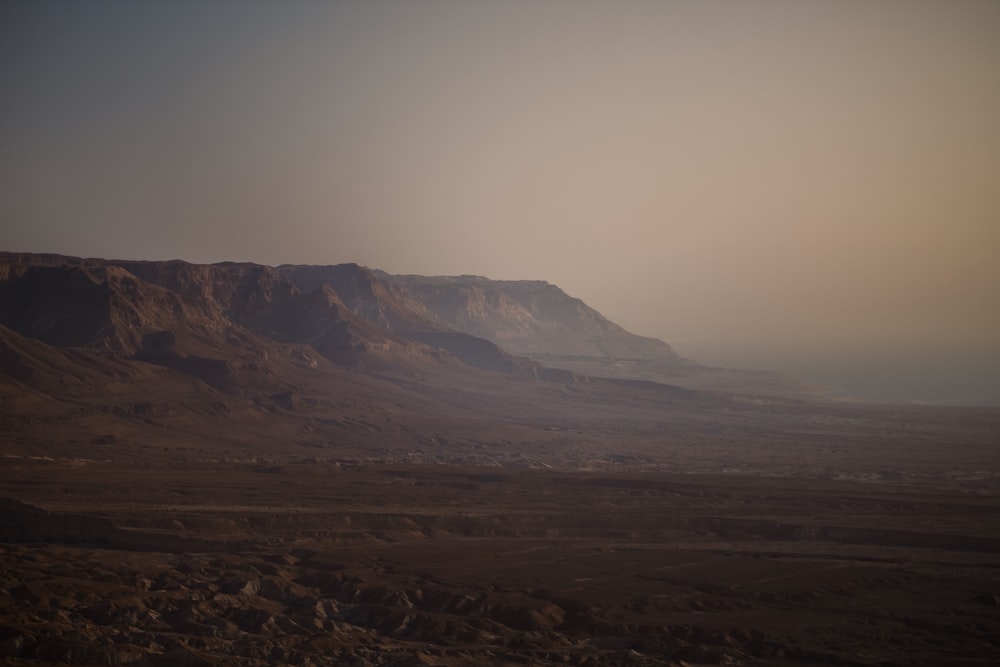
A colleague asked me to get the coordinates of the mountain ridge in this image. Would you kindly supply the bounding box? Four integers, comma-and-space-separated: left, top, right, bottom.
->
0, 253, 574, 387
0, 251, 807, 396
2, 250, 996, 480
376, 271, 687, 363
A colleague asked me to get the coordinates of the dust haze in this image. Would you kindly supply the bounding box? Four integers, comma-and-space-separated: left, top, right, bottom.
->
2, 1, 998, 403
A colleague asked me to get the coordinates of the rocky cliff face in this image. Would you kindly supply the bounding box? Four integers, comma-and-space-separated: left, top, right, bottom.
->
276, 264, 572, 378
374, 273, 818, 396
0, 253, 579, 388
378, 273, 688, 362
0, 252, 808, 397
0, 260, 211, 356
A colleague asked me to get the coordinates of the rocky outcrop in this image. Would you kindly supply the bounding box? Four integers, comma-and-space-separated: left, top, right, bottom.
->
0, 253, 585, 385
380, 273, 687, 362
278, 264, 548, 374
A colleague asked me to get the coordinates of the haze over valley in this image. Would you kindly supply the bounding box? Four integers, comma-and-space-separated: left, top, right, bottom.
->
3, 0, 999, 404
2, 2, 1000, 665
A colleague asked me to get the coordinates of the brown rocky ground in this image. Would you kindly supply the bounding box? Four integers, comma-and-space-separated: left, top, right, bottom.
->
3, 349, 998, 666
2, 457, 999, 666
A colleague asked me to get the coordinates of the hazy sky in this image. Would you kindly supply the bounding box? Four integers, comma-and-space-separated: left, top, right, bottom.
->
3, 1, 999, 403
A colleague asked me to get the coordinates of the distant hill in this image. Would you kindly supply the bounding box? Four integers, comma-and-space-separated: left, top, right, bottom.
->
0, 251, 717, 468
0, 253, 576, 391
376, 272, 810, 396
5, 250, 996, 478
377, 273, 686, 362
0, 252, 809, 398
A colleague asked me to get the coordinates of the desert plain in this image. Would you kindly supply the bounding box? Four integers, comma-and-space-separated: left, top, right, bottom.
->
1, 253, 998, 666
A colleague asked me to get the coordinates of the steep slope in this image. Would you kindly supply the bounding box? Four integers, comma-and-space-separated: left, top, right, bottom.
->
0, 251, 813, 401
378, 272, 816, 396
0, 254, 566, 465
0, 255, 404, 389
278, 263, 434, 332
0, 253, 566, 384
113, 259, 437, 371
278, 264, 571, 378
0, 260, 206, 355
379, 273, 687, 362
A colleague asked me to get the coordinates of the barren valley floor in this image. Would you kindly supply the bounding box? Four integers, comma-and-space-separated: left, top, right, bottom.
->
2, 458, 999, 666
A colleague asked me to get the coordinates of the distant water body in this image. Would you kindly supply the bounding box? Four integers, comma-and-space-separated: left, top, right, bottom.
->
818, 375, 1000, 406
678, 343, 1000, 407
